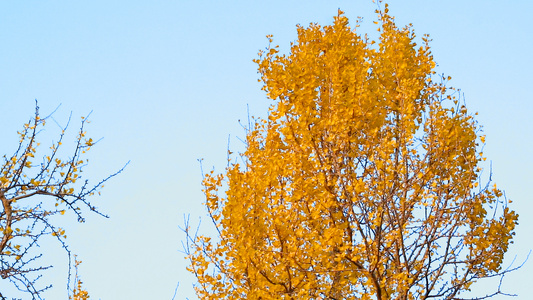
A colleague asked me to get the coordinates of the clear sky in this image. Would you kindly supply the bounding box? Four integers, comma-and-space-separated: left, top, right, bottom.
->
0, 1, 532, 299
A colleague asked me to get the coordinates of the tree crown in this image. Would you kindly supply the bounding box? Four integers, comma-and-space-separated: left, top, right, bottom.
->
186, 6, 518, 300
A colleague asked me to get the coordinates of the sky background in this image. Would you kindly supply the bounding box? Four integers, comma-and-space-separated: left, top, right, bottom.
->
1, 1, 532, 299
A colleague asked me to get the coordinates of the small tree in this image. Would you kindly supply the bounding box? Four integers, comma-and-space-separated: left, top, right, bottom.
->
186, 5, 519, 300
0, 102, 125, 299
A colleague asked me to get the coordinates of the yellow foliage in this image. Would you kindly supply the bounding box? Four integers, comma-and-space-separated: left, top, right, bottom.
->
187, 5, 518, 300
69, 257, 90, 300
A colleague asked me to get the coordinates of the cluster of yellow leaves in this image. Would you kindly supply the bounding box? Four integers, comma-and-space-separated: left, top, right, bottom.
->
188, 5, 517, 300
69, 257, 90, 300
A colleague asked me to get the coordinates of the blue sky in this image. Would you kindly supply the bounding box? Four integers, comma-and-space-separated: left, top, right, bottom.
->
1, 1, 532, 299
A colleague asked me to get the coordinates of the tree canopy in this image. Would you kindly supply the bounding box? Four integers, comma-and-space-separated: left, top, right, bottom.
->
0, 103, 124, 299
186, 5, 518, 300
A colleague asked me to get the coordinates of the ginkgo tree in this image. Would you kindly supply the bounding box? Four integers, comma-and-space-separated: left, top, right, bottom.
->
0, 102, 125, 299
186, 4, 519, 300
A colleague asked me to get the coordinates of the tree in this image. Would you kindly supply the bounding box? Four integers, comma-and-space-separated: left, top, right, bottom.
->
0, 102, 125, 299
186, 5, 519, 300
